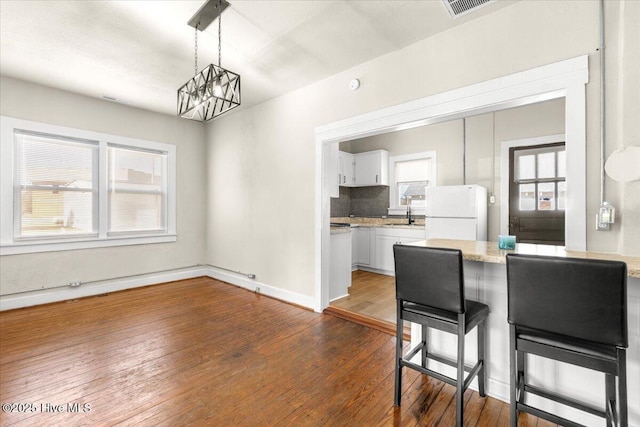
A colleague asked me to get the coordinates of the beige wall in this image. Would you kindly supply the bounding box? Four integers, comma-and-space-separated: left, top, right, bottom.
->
205, 0, 640, 300
0, 76, 206, 295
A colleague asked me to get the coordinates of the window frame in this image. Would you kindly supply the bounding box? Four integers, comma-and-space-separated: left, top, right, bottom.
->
1, 116, 176, 255
388, 151, 437, 216
513, 143, 566, 213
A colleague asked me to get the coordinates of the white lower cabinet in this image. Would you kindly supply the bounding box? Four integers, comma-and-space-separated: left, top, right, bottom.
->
352, 227, 373, 267
373, 228, 423, 274
329, 231, 352, 301
351, 226, 424, 275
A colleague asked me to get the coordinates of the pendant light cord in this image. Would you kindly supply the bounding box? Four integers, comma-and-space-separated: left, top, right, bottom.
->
194, 25, 199, 76
217, 0, 222, 68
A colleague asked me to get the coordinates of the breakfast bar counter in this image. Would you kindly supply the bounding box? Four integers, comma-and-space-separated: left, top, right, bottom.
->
409, 238, 640, 278
404, 239, 640, 426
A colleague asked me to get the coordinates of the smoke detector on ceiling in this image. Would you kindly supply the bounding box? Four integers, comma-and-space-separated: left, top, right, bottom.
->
441, 0, 496, 19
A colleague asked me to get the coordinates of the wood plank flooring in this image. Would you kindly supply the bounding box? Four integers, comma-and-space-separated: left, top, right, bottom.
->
330, 270, 397, 324
1, 277, 553, 426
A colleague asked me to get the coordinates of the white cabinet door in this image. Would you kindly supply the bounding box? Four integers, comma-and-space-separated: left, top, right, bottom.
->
373, 228, 425, 274
330, 231, 352, 301
374, 234, 398, 273
338, 151, 355, 187
354, 150, 389, 186
353, 227, 371, 266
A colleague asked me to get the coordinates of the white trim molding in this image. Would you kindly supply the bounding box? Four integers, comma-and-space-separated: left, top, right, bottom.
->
205, 266, 315, 309
315, 55, 589, 312
0, 265, 316, 312
0, 266, 206, 311
500, 133, 568, 237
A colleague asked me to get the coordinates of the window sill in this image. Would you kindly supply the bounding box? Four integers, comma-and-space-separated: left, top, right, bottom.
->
0, 234, 177, 255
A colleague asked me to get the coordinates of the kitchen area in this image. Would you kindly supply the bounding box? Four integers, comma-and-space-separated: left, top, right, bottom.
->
325, 98, 640, 425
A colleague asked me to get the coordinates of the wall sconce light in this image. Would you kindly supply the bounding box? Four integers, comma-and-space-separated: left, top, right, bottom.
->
596, 201, 615, 231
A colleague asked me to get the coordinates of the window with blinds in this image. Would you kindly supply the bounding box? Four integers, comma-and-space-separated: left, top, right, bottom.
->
108, 146, 166, 234
1, 116, 176, 255
395, 158, 431, 208
388, 151, 437, 215
15, 131, 98, 238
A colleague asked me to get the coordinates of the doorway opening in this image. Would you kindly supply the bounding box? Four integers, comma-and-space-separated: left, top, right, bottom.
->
315, 56, 588, 313
509, 142, 566, 245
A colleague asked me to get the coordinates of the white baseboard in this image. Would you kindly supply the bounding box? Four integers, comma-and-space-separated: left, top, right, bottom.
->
0, 265, 316, 312
204, 266, 315, 310
0, 266, 207, 311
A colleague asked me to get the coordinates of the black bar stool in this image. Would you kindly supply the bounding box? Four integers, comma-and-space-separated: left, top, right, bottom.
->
506, 253, 628, 427
393, 245, 489, 426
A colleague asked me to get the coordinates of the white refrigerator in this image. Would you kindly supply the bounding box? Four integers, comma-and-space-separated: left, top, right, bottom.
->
425, 185, 488, 241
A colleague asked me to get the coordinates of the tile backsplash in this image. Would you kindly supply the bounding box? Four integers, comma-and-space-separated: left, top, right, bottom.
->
330, 186, 390, 217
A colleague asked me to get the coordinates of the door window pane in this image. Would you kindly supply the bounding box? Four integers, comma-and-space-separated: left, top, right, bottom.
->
518, 155, 535, 180
537, 152, 556, 179
538, 182, 555, 210
557, 181, 566, 210
519, 184, 536, 211
557, 150, 566, 178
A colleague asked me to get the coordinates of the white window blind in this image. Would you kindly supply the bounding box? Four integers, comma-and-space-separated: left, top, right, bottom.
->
108, 146, 166, 234
395, 158, 431, 207
15, 131, 97, 239
388, 151, 436, 215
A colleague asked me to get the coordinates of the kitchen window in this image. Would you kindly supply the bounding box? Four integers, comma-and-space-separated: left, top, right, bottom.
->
388, 151, 436, 216
0, 116, 176, 255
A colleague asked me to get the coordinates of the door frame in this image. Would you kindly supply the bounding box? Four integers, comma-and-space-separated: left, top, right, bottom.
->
314, 55, 588, 312
500, 134, 566, 237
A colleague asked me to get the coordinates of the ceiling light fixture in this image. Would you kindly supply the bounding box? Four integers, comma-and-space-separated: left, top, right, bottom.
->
177, 0, 240, 122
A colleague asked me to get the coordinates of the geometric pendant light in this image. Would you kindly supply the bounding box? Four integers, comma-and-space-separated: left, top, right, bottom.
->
178, 0, 241, 122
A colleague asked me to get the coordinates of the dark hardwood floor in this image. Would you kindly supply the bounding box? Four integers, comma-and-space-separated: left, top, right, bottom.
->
0, 277, 552, 426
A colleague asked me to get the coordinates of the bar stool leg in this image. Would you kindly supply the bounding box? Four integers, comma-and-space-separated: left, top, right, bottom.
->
509, 325, 518, 427
421, 325, 428, 368
456, 318, 465, 427
394, 300, 403, 407
478, 319, 486, 397
619, 349, 627, 427
606, 373, 615, 427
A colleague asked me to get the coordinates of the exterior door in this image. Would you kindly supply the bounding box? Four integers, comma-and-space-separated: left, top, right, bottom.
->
509, 143, 566, 245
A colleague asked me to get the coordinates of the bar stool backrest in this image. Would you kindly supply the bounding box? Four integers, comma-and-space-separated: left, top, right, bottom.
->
506, 254, 628, 347
394, 245, 465, 314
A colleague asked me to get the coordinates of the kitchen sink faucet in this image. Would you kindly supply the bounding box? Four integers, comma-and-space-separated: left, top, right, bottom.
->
407, 205, 414, 225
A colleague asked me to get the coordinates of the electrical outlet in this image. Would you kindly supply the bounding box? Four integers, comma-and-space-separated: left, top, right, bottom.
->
255, 287, 260, 294
247, 273, 256, 279
489, 195, 496, 204
68, 281, 82, 288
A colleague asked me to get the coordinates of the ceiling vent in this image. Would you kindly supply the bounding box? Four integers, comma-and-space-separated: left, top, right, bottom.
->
441, 0, 496, 19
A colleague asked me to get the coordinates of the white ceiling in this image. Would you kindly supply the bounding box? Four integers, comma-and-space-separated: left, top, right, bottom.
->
0, 0, 517, 118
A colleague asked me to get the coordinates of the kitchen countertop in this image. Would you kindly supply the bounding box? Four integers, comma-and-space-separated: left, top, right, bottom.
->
409, 238, 640, 278
330, 217, 424, 230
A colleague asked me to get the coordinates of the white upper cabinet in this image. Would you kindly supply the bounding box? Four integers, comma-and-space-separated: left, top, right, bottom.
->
354, 150, 389, 186
338, 151, 355, 187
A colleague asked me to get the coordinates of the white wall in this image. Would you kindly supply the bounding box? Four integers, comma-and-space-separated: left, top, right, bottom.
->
204, 0, 639, 302
0, 76, 206, 296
